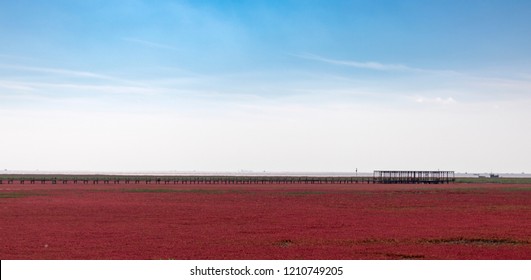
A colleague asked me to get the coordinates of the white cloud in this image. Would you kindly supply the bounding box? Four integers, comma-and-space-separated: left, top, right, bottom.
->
413, 96, 457, 105
19, 82, 163, 95
0, 64, 142, 86
0, 81, 35, 91
297, 53, 414, 71
0, 64, 109, 79
293, 53, 531, 105
469, 76, 531, 91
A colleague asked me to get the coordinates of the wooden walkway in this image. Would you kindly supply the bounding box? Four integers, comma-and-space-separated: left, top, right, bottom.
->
0, 175, 374, 185
373, 170, 455, 184
1, 171, 456, 185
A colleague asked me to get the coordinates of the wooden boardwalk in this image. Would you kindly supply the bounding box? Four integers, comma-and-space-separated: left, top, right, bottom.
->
373, 170, 455, 184
0, 175, 374, 185
1, 171, 457, 185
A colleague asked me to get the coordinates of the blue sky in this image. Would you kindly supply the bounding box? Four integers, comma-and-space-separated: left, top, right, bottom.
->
1, 0, 531, 173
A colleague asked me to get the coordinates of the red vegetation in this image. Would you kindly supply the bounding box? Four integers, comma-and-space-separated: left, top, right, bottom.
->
1, 182, 530, 259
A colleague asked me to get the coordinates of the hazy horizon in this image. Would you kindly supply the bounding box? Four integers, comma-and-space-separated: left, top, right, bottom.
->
1, 1, 531, 173
2, 169, 531, 178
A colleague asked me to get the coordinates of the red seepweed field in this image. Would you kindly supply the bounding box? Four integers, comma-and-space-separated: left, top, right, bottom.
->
1, 182, 530, 259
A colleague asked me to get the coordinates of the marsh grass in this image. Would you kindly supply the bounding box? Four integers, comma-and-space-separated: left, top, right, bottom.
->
0, 193, 28, 198
455, 177, 531, 184
423, 238, 529, 246
0, 192, 45, 199
121, 189, 246, 194
385, 253, 425, 260
284, 191, 326, 196
498, 187, 531, 192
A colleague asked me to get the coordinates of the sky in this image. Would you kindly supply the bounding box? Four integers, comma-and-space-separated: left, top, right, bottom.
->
1, 0, 531, 173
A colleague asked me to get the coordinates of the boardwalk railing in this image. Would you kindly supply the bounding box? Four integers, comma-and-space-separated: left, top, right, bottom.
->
1, 172, 457, 185
0, 175, 375, 185
373, 170, 455, 184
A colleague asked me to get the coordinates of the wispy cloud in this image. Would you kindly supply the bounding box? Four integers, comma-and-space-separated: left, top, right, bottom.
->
296, 53, 415, 71
0, 63, 112, 79
37, 82, 163, 95
0, 81, 35, 91
123, 38, 180, 51
295, 53, 459, 75
293, 53, 531, 104
0, 64, 144, 86
0, 63, 169, 98
0, 54, 36, 61
412, 96, 457, 105
0, 80, 165, 96
470, 76, 531, 91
